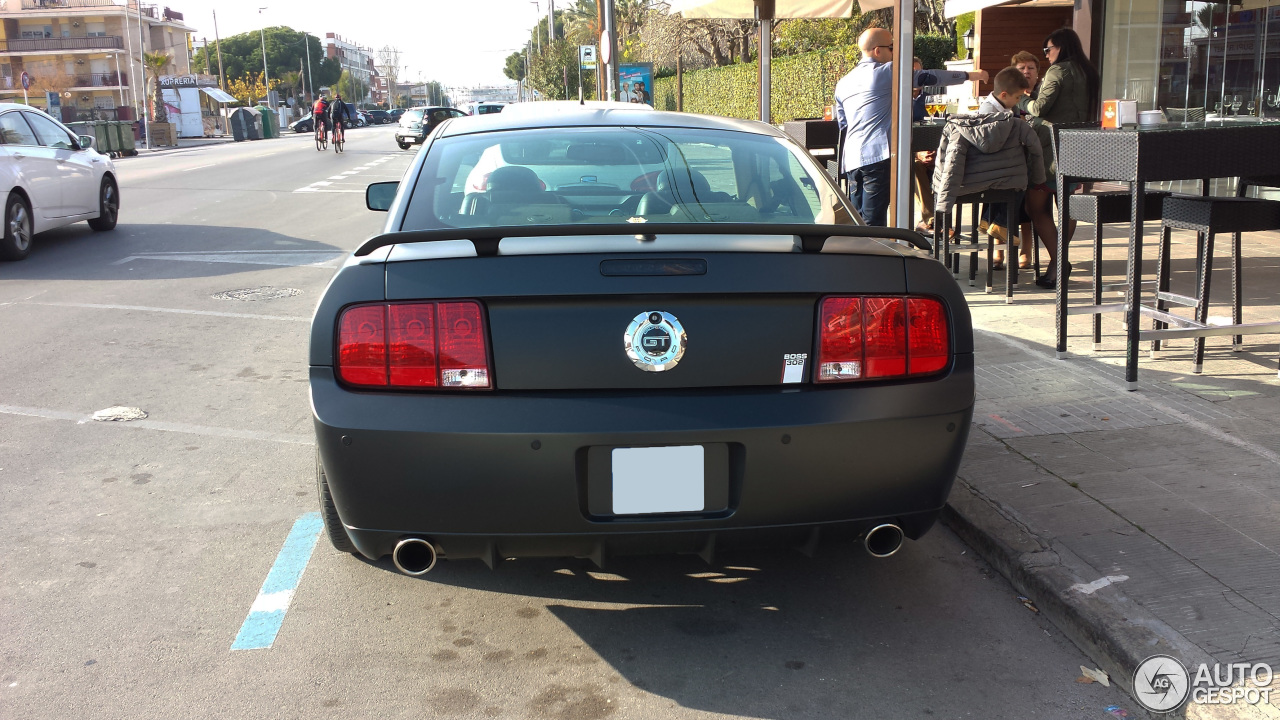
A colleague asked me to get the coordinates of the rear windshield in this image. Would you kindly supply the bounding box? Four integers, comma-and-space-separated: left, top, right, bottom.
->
404, 109, 425, 121
400, 126, 856, 230
476, 105, 504, 114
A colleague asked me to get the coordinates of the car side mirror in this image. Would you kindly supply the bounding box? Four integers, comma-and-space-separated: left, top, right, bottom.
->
78, 135, 95, 150
366, 181, 399, 212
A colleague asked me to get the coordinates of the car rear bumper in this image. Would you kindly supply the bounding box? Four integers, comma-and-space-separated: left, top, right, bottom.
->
311, 356, 975, 562
395, 130, 425, 143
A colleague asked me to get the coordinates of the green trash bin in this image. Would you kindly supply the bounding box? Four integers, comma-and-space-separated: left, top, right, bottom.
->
256, 106, 277, 139
109, 121, 136, 155
93, 122, 116, 155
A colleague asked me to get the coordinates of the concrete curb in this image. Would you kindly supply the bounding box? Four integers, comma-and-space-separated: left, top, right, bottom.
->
941, 479, 1214, 719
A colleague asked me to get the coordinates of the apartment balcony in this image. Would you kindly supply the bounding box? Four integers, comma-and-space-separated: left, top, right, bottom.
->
69, 71, 127, 87
0, 72, 127, 89
6, 0, 122, 9
0, 36, 124, 53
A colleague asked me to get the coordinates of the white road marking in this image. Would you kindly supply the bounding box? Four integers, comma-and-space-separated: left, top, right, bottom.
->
327, 175, 347, 180
0, 404, 313, 445
313, 181, 333, 186
111, 251, 344, 267
249, 589, 296, 613
182, 164, 217, 172
22, 301, 310, 322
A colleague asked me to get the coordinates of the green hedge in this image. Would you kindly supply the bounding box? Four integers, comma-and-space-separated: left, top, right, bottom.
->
652, 36, 956, 124
652, 45, 860, 122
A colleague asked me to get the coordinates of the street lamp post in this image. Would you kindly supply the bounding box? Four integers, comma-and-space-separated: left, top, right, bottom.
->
258, 7, 271, 106
529, 1, 540, 54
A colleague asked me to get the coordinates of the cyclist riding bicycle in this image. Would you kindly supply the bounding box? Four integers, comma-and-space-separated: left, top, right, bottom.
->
312, 94, 330, 140
329, 94, 350, 137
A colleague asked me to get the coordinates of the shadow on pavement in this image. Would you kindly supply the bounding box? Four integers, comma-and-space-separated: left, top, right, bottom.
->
353, 537, 1093, 718
1, 223, 346, 281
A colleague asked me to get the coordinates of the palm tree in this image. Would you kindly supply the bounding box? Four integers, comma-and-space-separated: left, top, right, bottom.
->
564, 0, 600, 46
278, 70, 302, 104
142, 51, 171, 123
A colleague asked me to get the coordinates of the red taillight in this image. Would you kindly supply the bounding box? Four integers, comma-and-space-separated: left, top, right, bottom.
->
816, 295, 950, 383
337, 305, 387, 386
818, 297, 863, 381
907, 298, 949, 375
437, 301, 490, 388
388, 304, 437, 387
337, 301, 491, 390
864, 297, 906, 378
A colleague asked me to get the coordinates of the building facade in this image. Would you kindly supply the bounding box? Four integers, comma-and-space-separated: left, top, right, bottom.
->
323, 32, 372, 104
0, 0, 194, 122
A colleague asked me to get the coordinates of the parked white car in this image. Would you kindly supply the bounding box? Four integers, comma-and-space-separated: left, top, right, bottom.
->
0, 103, 119, 261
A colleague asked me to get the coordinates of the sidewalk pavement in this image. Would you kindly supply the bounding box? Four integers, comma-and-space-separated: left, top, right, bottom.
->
940, 220, 1280, 717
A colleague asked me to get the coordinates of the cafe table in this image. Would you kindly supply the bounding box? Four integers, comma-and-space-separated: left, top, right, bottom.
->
1053, 119, 1280, 389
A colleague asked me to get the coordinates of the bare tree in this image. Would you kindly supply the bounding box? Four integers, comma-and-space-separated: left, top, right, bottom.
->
377, 45, 401, 108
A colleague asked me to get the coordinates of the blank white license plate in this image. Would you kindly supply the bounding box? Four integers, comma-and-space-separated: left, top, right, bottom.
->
611, 446, 705, 515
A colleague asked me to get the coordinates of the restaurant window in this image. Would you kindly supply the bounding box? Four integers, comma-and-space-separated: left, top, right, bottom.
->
1104, 0, 1280, 118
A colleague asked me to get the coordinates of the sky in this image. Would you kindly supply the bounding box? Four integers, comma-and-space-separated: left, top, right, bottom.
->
170, 0, 553, 90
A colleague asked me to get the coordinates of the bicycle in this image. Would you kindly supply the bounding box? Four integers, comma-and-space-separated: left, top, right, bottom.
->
332, 120, 345, 153
314, 120, 327, 151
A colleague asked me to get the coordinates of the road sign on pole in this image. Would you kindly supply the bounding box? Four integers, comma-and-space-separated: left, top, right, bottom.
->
579, 45, 596, 70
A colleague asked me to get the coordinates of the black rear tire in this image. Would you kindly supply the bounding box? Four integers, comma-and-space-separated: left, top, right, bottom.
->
317, 453, 357, 554
1, 193, 33, 261
87, 177, 119, 232
397, 140, 410, 150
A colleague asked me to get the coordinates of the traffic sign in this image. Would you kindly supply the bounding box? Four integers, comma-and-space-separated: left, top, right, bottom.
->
579, 45, 597, 70
599, 31, 611, 65
20, 71, 30, 90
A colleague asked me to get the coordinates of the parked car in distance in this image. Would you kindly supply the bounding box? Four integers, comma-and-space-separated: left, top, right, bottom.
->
0, 103, 119, 261
388, 108, 406, 122
367, 110, 392, 125
470, 102, 507, 115
290, 114, 315, 133
313, 102, 974, 576
395, 106, 467, 150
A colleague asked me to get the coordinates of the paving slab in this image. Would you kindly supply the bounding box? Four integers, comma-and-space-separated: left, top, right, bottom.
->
941, 222, 1280, 716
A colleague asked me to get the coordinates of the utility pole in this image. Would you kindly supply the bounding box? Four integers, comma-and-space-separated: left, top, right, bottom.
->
201, 36, 211, 77
122, 5, 139, 119
529, 2, 540, 54
257, 8, 271, 106
135, 0, 149, 150
602, 0, 618, 100
547, 0, 555, 43
303, 33, 314, 102
213, 10, 226, 91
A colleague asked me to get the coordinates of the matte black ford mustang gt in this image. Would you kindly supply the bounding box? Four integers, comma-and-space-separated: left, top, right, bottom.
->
310, 102, 974, 575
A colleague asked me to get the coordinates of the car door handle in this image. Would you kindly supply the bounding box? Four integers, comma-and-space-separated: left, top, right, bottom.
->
12, 152, 24, 159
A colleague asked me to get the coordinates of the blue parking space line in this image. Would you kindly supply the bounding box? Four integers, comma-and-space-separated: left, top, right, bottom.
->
231, 512, 323, 651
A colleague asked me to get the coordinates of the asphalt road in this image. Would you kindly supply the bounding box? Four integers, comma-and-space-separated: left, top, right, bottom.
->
0, 125, 1137, 719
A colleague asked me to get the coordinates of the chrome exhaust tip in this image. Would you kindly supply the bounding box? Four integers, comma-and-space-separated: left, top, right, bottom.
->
392, 537, 438, 576
864, 524, 905, 558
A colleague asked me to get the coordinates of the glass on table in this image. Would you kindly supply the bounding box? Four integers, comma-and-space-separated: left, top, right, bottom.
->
1231, 94, 1243, 116
1247, 99, 1256, 116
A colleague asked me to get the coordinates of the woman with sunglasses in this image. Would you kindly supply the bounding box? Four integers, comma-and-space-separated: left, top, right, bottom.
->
1020, 27, 1101, 287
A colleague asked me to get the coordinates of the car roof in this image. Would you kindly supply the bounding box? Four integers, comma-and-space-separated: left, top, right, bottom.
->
0, 102, 49, 114
438, 101, 782, 139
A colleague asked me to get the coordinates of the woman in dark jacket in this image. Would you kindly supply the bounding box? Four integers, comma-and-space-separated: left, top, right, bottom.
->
1021, 27, 1101, 287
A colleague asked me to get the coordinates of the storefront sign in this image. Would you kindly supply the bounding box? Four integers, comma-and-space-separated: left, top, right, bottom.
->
159, 74, 218, 88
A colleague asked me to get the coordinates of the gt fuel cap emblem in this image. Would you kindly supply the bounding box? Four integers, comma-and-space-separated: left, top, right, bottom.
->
624, 311, 686, 372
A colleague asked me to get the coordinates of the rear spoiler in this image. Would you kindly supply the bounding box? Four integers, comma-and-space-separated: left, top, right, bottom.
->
354, 223, 932, 257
